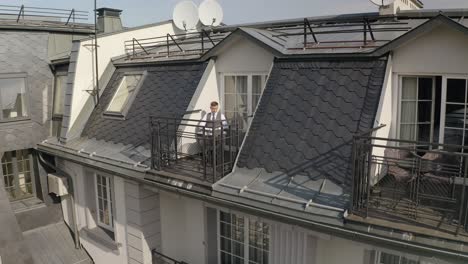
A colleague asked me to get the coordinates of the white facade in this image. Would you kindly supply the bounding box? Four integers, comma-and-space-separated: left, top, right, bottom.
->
65, 21, 178, 135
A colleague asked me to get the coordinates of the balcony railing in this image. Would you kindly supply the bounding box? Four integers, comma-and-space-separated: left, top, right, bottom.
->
351, 134, 468, 235
150, 116, 241, 183
152, 249, 187, 264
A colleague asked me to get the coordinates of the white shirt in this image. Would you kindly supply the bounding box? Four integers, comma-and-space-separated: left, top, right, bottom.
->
199, 111, 228, 129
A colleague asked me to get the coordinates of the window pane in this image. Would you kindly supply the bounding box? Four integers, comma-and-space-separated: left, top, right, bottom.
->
402, 77, 417, 100
225, 76, 236, 93
418, 78, 433, 100
447, 79, 466, 103
236, 76, 247, 94
400, 101, 417, 123
445, 104, 466, 128
225, 94, 236, 112
107, 74, 142, 113
252, 76, 263, 95
53, 75, 67, 115
0, 78, 27, 119
400, 124, 417, 141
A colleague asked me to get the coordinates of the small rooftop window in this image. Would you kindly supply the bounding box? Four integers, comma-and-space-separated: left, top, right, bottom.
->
105, 73, 145, 117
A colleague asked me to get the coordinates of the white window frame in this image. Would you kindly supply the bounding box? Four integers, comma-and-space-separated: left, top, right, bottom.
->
216, 209, 270, 264
439, 75, 468, 149
220, 72, 268, 128
397, 75, 436, 144
374, 250, 423, 264
94, 173, 114, 231
104, 71, 147, 118
396, 73, 468, 148
0, 73, 29, 122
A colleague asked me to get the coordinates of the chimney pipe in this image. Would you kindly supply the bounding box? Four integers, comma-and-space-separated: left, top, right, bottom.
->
96, 7, 123, 33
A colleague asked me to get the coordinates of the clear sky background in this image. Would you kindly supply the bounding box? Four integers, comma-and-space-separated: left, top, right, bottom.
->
5, 0, 468, 27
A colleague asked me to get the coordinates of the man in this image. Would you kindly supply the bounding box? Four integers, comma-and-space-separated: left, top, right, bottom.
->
198, 101, 228, 169
199, 101, 228, 131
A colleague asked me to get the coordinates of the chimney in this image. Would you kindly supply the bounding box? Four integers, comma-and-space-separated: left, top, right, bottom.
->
96, 7, 123, 33
379, 0, 423, 15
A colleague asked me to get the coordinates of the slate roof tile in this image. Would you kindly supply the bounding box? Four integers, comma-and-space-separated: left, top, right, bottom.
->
82, 63, 207, 147
237, 59, 387, 188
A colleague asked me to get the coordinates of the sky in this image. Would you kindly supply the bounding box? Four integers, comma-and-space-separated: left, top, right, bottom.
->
5, 0, 468, 27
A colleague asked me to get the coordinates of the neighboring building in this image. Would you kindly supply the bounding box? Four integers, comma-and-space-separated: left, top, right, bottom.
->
31, 0, 468, 264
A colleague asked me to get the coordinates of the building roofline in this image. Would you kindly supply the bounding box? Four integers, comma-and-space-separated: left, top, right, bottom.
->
78, 19, 173, 42
373, 14, 468, 56
37, 142, 468, 262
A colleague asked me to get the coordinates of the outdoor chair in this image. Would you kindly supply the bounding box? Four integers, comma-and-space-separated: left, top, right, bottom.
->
381, 148, 418, 208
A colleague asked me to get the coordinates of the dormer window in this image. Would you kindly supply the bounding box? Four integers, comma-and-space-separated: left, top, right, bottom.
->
105, 72, 146, 117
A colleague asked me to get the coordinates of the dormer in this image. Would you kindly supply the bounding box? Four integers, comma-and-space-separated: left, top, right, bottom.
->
379, 0, 423, 15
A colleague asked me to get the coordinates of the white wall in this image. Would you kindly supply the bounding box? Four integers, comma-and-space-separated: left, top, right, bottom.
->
215, 36, 274, 75
316, 236, 369, 264
57, 159, 129, 264
159, 191, 206, 264
393, 24, 468, 75
68, 22, 177, 129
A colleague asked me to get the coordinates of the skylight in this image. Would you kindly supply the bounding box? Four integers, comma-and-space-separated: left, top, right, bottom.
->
106, 74, 143, 115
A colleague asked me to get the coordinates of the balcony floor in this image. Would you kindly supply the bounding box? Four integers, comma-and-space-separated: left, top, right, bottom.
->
350, 183, 468, 242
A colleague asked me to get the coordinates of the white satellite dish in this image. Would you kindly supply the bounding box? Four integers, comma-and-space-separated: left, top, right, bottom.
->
369, 0, 396, 7
199, 0, 223, 27
173, 1, 199, 31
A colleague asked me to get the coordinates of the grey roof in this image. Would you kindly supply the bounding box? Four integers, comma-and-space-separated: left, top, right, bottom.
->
214, 59, 387, 223
0, 185, 34, 264
23, 222, 92, 264
82, 62, 207, 147
118, 10, 468, 65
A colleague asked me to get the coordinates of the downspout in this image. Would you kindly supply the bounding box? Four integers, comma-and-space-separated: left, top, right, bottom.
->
37, 152, 81, 250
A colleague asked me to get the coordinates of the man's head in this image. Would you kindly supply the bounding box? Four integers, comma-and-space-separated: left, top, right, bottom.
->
210, 101, 219, 113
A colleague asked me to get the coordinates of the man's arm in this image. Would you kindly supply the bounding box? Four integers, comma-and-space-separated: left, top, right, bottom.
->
199, 113, 208, 128
221, 113, 228, 128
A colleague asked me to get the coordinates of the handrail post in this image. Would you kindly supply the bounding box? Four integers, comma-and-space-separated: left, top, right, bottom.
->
456, 156, 468, 235
202, 127, 207, 180
365, 137, 373, 218
174, 118, 178, 162
17, 5, 24, 23
212, 121, 217, 183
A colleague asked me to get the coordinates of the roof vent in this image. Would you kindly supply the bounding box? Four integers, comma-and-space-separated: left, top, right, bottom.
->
378, 0, 423, 15
96, 7, 123, 33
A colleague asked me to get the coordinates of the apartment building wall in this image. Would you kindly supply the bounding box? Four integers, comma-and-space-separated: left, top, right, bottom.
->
0, 31, 53, 153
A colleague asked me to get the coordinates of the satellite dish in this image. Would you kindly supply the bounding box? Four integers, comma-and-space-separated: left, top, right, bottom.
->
199, 0, 223, 27
173, 1, 199, 31
369, 0, 396, 7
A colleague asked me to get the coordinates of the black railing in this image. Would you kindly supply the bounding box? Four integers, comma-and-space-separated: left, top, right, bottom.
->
152, 249, 188, 264
150, 117, 241, 183
124, 30, 228, 59
351, 135, 468, 235
0, 5, 88, 24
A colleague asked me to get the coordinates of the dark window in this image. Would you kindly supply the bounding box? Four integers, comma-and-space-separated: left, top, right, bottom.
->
0, 75, 28, 121
51, 74, 67, 137
1, 149, 34, 201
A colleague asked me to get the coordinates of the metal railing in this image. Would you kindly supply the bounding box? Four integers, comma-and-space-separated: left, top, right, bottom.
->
0, 4, 88, 24
124, 30, 228, 59
152, 249, 188, 264
351, 134, 468, 235
150, 117, 241, 183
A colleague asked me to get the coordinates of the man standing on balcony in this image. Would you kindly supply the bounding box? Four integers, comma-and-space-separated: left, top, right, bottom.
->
198, 101, 228, 170
199, 101, 228, 131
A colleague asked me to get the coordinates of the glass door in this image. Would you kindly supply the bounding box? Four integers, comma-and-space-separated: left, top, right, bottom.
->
440, 77, 468, 152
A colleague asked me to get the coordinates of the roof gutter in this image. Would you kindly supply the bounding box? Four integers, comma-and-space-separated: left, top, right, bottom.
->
37, 143, 468, 262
